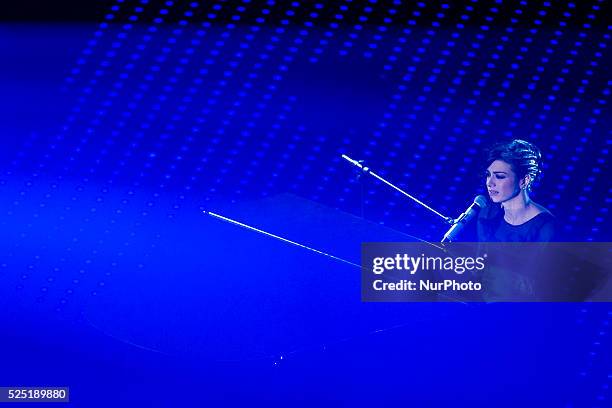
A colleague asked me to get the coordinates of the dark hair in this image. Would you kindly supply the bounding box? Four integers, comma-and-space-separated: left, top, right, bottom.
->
487, 139, 543, 188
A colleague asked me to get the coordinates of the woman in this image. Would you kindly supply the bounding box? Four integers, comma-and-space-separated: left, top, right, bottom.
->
477, 139, 556, 242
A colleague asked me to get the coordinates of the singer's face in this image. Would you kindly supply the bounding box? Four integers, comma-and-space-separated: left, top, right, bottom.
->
486, 160, 519, 203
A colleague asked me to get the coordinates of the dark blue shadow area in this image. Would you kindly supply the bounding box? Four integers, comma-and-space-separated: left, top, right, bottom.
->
1, 179, 609, 406
2, 300, 609, 406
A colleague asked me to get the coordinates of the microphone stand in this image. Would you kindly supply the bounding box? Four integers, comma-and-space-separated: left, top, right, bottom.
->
204, 211, 362, 269
341, 154, 455, 225
203, 211, 446, 273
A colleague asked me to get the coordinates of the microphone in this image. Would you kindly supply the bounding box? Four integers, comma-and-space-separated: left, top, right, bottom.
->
441, 195, 488, 242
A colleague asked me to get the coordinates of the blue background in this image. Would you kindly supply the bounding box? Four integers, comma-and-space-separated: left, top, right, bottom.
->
1, 0, 610, 406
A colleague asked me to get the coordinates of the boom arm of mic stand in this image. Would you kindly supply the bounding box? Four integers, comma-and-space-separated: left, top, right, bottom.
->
341, 154, 454, 225
204, 210, 362, 269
